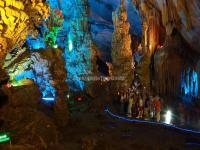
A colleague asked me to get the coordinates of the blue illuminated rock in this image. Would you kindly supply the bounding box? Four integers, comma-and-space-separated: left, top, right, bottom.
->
62, 0, 94, 91
15, 52, 56, 98
154, 32, 200, 101
23, 0, 141, 92
26, 35, 46, 50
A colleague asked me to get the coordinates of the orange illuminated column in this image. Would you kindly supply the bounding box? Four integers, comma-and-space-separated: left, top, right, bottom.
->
148, 13, 160, 54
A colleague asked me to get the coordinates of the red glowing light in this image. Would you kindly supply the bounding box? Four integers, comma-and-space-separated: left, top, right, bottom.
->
6, 83, 12, 88
77, 97, 82, 101
159, 45, 164, 48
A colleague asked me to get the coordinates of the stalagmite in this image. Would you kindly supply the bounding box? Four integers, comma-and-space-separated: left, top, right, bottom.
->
111, 0, 134, 93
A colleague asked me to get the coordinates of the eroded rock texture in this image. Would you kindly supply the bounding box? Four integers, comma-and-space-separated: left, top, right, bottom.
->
154, 32, 200, 97
4, 47, 68, 99
134, 0, 200, 53
62, 0, 96, 92
39, 48, 68, 98
0, 48, 69, 149
133, 0, 200, 98
111, 0, 134, 93
0, 0, 50, 61
89, 0, 142, 62
0, 84, 59, 150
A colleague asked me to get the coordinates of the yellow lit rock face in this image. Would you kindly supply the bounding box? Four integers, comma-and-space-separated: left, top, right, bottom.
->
0, 0, 29, 47
0, 0, 50, 61
0, 37, 7, 62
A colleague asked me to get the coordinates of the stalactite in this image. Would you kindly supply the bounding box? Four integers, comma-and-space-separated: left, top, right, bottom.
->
153, 30, 200, 98
148, 9, 160, 54
177, 0, 192, 30
134, 0, 200, 96
139, 0, 163, 54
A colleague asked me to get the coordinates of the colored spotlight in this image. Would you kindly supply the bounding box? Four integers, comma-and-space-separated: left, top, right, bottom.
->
68, 39, 73, 51
42, 97, 55, 101
53, 45, 58, 48
77, 97, 82, 101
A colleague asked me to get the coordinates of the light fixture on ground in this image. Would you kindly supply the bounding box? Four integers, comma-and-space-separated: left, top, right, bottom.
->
0, 133, 11, 143
42, 97, 55, 101
165, 110, 172, 124
53, 44, 58, 48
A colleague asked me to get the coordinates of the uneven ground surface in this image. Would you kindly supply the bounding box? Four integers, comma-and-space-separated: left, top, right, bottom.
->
1, 108, 200, 150
1, 86, 200, 150
58, 112, 200, 150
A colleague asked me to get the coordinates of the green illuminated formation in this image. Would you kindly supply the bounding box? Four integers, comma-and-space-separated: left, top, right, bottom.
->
45, 9, 64, 48
0, 133, 11, 143
45, 26, 61, 48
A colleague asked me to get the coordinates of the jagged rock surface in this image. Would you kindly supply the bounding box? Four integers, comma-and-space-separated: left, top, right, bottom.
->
0, 0, 50, 61
111, 0, 134, 93
134, 0, 200, 53
154, 32, 200, 96
0, 84, 59, 150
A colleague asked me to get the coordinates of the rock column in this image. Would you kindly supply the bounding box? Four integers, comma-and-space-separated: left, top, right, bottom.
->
111, 0, 134, 93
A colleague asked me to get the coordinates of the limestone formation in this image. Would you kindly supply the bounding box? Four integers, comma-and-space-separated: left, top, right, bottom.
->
4, 47, 68, 100
135, 0, 200, 54
111, 0, 134, 92
0, 0, 50, 60
53, 97, 69, 127
154, 32, 200, 97
64, 0, 96, 92
0, 84, 58, 150
39, 48, 68, 98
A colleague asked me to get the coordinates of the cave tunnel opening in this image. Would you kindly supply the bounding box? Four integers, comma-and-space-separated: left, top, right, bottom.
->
96, 56, 109, 76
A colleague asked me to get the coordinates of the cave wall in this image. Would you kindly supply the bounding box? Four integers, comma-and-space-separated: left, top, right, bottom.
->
134, 0, 200, 101
154, 32, 200, 100
0, 0, 49, 61
0, 0, 98, 95
44, 0, 97, 92
1, 0, 200, 101
134, 0, 200, 53
3, 47, 68, 100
